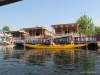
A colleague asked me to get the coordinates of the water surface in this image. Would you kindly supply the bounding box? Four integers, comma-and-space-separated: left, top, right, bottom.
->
0, 46, 100, 75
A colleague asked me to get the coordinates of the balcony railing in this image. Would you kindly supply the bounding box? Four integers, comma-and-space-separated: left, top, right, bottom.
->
54, 33, 78, 37
26, 36, 44, 39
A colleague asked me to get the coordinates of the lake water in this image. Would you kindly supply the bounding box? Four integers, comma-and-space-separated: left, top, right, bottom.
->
0, 46, 100, 75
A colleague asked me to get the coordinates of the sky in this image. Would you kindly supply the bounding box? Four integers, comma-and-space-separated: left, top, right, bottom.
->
0, 0, 100, 31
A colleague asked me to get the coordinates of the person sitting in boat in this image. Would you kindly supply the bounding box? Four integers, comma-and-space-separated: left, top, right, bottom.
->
70, 35, 74, 44
50, 39, 56, 45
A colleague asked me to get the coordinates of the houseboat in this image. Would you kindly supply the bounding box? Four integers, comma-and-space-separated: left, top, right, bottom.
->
23, 23, 86, 49
11, 25, 54, 44
46, 23, 80, 44
11, 25, 54, 39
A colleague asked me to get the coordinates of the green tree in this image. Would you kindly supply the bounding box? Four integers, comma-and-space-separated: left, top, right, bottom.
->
76, 13, 94, 36
2, 26, 10, 31
94, 26, 100, 36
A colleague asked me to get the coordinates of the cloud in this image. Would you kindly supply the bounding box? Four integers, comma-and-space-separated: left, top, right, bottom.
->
94, 19, 100, 26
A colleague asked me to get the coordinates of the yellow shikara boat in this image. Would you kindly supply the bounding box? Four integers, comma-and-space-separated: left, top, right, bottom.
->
23, 44, 86, 49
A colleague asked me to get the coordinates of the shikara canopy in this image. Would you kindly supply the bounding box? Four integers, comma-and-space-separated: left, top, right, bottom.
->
0, 0, 22, 6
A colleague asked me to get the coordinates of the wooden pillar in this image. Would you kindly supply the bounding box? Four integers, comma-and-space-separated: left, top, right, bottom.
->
13, 33, 14, 38
15, 33, 16, 38
62, 26, 63, 35
32, 29, 33, 39
52, 27, 53, 37
41, 27, 43, 38
72, 27, 73, 35
44, 30, 45, 38
77, 24, 79, 36
34, 29, 36, 37
20, 32, 21, 39
50, 31, 51, 38
67, 27, 68, 34
67, 25, 69, 34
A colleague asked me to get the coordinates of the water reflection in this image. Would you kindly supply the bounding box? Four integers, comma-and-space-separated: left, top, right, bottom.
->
24, 49, 78, 65
0, 46, 24, 60
24, 50, 52, 66
23, 49, 98, 74
0, 46, 100, 75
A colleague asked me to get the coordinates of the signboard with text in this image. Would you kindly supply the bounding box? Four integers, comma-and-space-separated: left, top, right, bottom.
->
0, 0, 21, 6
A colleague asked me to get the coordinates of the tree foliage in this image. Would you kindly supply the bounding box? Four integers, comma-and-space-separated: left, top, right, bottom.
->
76, 13, 94, 36
2, 26, 10, 31
94, 26, 100, 36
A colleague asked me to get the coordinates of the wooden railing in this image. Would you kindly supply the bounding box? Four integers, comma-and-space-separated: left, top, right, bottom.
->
26, 36, 44, 39
14, 36, 100, 44
54, 33, 78, 37
14, 36, 45, 40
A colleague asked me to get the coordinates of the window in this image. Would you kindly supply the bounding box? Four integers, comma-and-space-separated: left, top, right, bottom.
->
57, 30, 60, 34
36, 33, 40, 36
65, 30, 69, 34
65, 31, 67, 34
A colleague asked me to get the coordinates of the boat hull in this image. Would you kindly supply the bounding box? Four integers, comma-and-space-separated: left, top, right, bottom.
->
23, 44, 86, 49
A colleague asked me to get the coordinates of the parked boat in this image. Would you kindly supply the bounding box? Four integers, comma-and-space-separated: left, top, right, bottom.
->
0, 33, 15, 48
23, 43, 86, 49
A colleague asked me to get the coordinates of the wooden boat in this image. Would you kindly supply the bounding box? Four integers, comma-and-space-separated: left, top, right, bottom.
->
23, 43, 86, 49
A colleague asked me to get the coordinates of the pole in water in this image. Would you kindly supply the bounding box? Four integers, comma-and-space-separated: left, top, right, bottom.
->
86, 37, 88, 50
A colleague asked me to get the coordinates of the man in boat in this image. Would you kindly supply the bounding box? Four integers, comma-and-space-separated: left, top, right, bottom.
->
9, 37, 14, 44
50, 39, 56, 45
70, 34, 74, 44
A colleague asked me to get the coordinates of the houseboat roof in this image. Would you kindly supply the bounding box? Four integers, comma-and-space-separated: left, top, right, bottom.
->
20, 26, 54, 34
0, 0, 22, 6
22, 26, 47, 30
51, 23, 78, 27
10, 31, 19, 33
